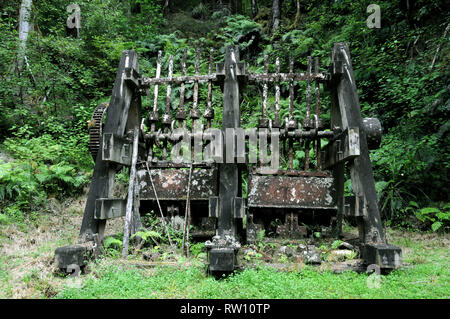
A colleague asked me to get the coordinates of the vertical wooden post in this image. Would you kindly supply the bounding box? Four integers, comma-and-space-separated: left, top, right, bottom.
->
122, 127, 139, 258
331, 43, 385, 244
218, 46, 241, 238
79, 50, 140, 243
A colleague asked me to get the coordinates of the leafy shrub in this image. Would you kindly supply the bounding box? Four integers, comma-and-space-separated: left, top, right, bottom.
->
409, 202, 450, 232
104, 236, 123, 250
131, 230, 162, 245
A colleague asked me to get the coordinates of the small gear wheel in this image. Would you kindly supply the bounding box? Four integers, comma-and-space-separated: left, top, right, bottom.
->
88, 102, 108, 161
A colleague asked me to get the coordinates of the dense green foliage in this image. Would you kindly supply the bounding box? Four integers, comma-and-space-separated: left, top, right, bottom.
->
0, 0, 448, 230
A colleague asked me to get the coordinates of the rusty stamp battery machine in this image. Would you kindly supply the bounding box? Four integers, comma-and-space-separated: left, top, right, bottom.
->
55, 43, 401, 275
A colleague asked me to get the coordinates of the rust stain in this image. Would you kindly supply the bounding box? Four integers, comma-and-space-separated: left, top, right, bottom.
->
137, 168, 218, 200
248, 174, 336, 209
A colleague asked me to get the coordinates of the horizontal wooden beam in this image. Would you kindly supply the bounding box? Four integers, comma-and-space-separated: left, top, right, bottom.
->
102, 133, 132, 166
124, 67, 140, 88
95, 198, 126, 220
248, 72, 327, 82
142, 74, 217, 86
322, 127, 360, 169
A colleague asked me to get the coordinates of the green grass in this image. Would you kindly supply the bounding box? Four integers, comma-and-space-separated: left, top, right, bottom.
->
55, 228, 450, 299
1, 206, 448, 299
55, 260, 449, 299
56, 233, 450, 300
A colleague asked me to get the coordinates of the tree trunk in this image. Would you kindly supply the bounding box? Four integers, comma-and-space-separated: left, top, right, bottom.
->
163, 0, 170, 16
431, 23, 450, 69
293, 0, 300, 27
272, 0, 281, 32
18, 0, 32, 71
251, 0, 258, 18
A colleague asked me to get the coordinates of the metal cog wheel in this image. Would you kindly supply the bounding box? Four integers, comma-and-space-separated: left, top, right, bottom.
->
88, 102, 108, 161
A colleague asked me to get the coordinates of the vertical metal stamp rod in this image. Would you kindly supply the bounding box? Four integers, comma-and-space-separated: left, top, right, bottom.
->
314, 57, 321, 120
274, 57, 280, 125
182, 164, 193, 257
145, 162, 173, 248
206, 48, 214, 129
259, 56, 269, 168
289, 57, 294, 120
148, 51, 162, 162
314, 57, 321, 169
165, 55, 173, 114
163, 55, 174, 160
262, 55, 268, 121
193, 48, 200, 112
288, 57, 294, 169
305, 56, 312, 170
179, 49, 187, 128
153, 50, 162, 113
306, 56, 312, 122
191, 49, 200, 162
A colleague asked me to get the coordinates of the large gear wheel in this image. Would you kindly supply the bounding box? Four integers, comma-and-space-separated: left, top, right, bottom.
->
88, 102, 108, 161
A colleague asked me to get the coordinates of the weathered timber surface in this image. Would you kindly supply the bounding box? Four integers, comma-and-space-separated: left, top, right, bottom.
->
79, 50, 140, 242
218, 45, 242, 237
331, 43, 385, 244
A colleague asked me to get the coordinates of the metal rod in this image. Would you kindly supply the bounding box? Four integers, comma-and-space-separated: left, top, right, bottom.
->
145, 161, 174, 248
165, 55, 173, 114
305, 56, 312, 170
314, 57, 321, 121
206, 48, 214, 129
181, 164, 193, 257
179, 49, 187, 112
288, 57, 294, 170
192, 48, 199, 112
289, 57, 294, 120
274, 56, 280, 125
306, 56, 312, 124
163, 55, 174, 161
262, 55, 268, 120
153, 50, 162, 112
314, 57, 321, 169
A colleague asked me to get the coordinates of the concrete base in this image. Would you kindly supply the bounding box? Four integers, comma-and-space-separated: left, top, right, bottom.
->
362, 243, 402, 269
54, 244, 89, 271
209, 248, 235, 272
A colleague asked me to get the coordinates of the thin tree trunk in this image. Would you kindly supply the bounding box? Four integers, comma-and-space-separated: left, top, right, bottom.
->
18, 0, 32, 71
272, 0, 281, 32
431, 23, 450, 69
293, 0, 300, 27
251, 0, 258, 18
163, 0, 170, 16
